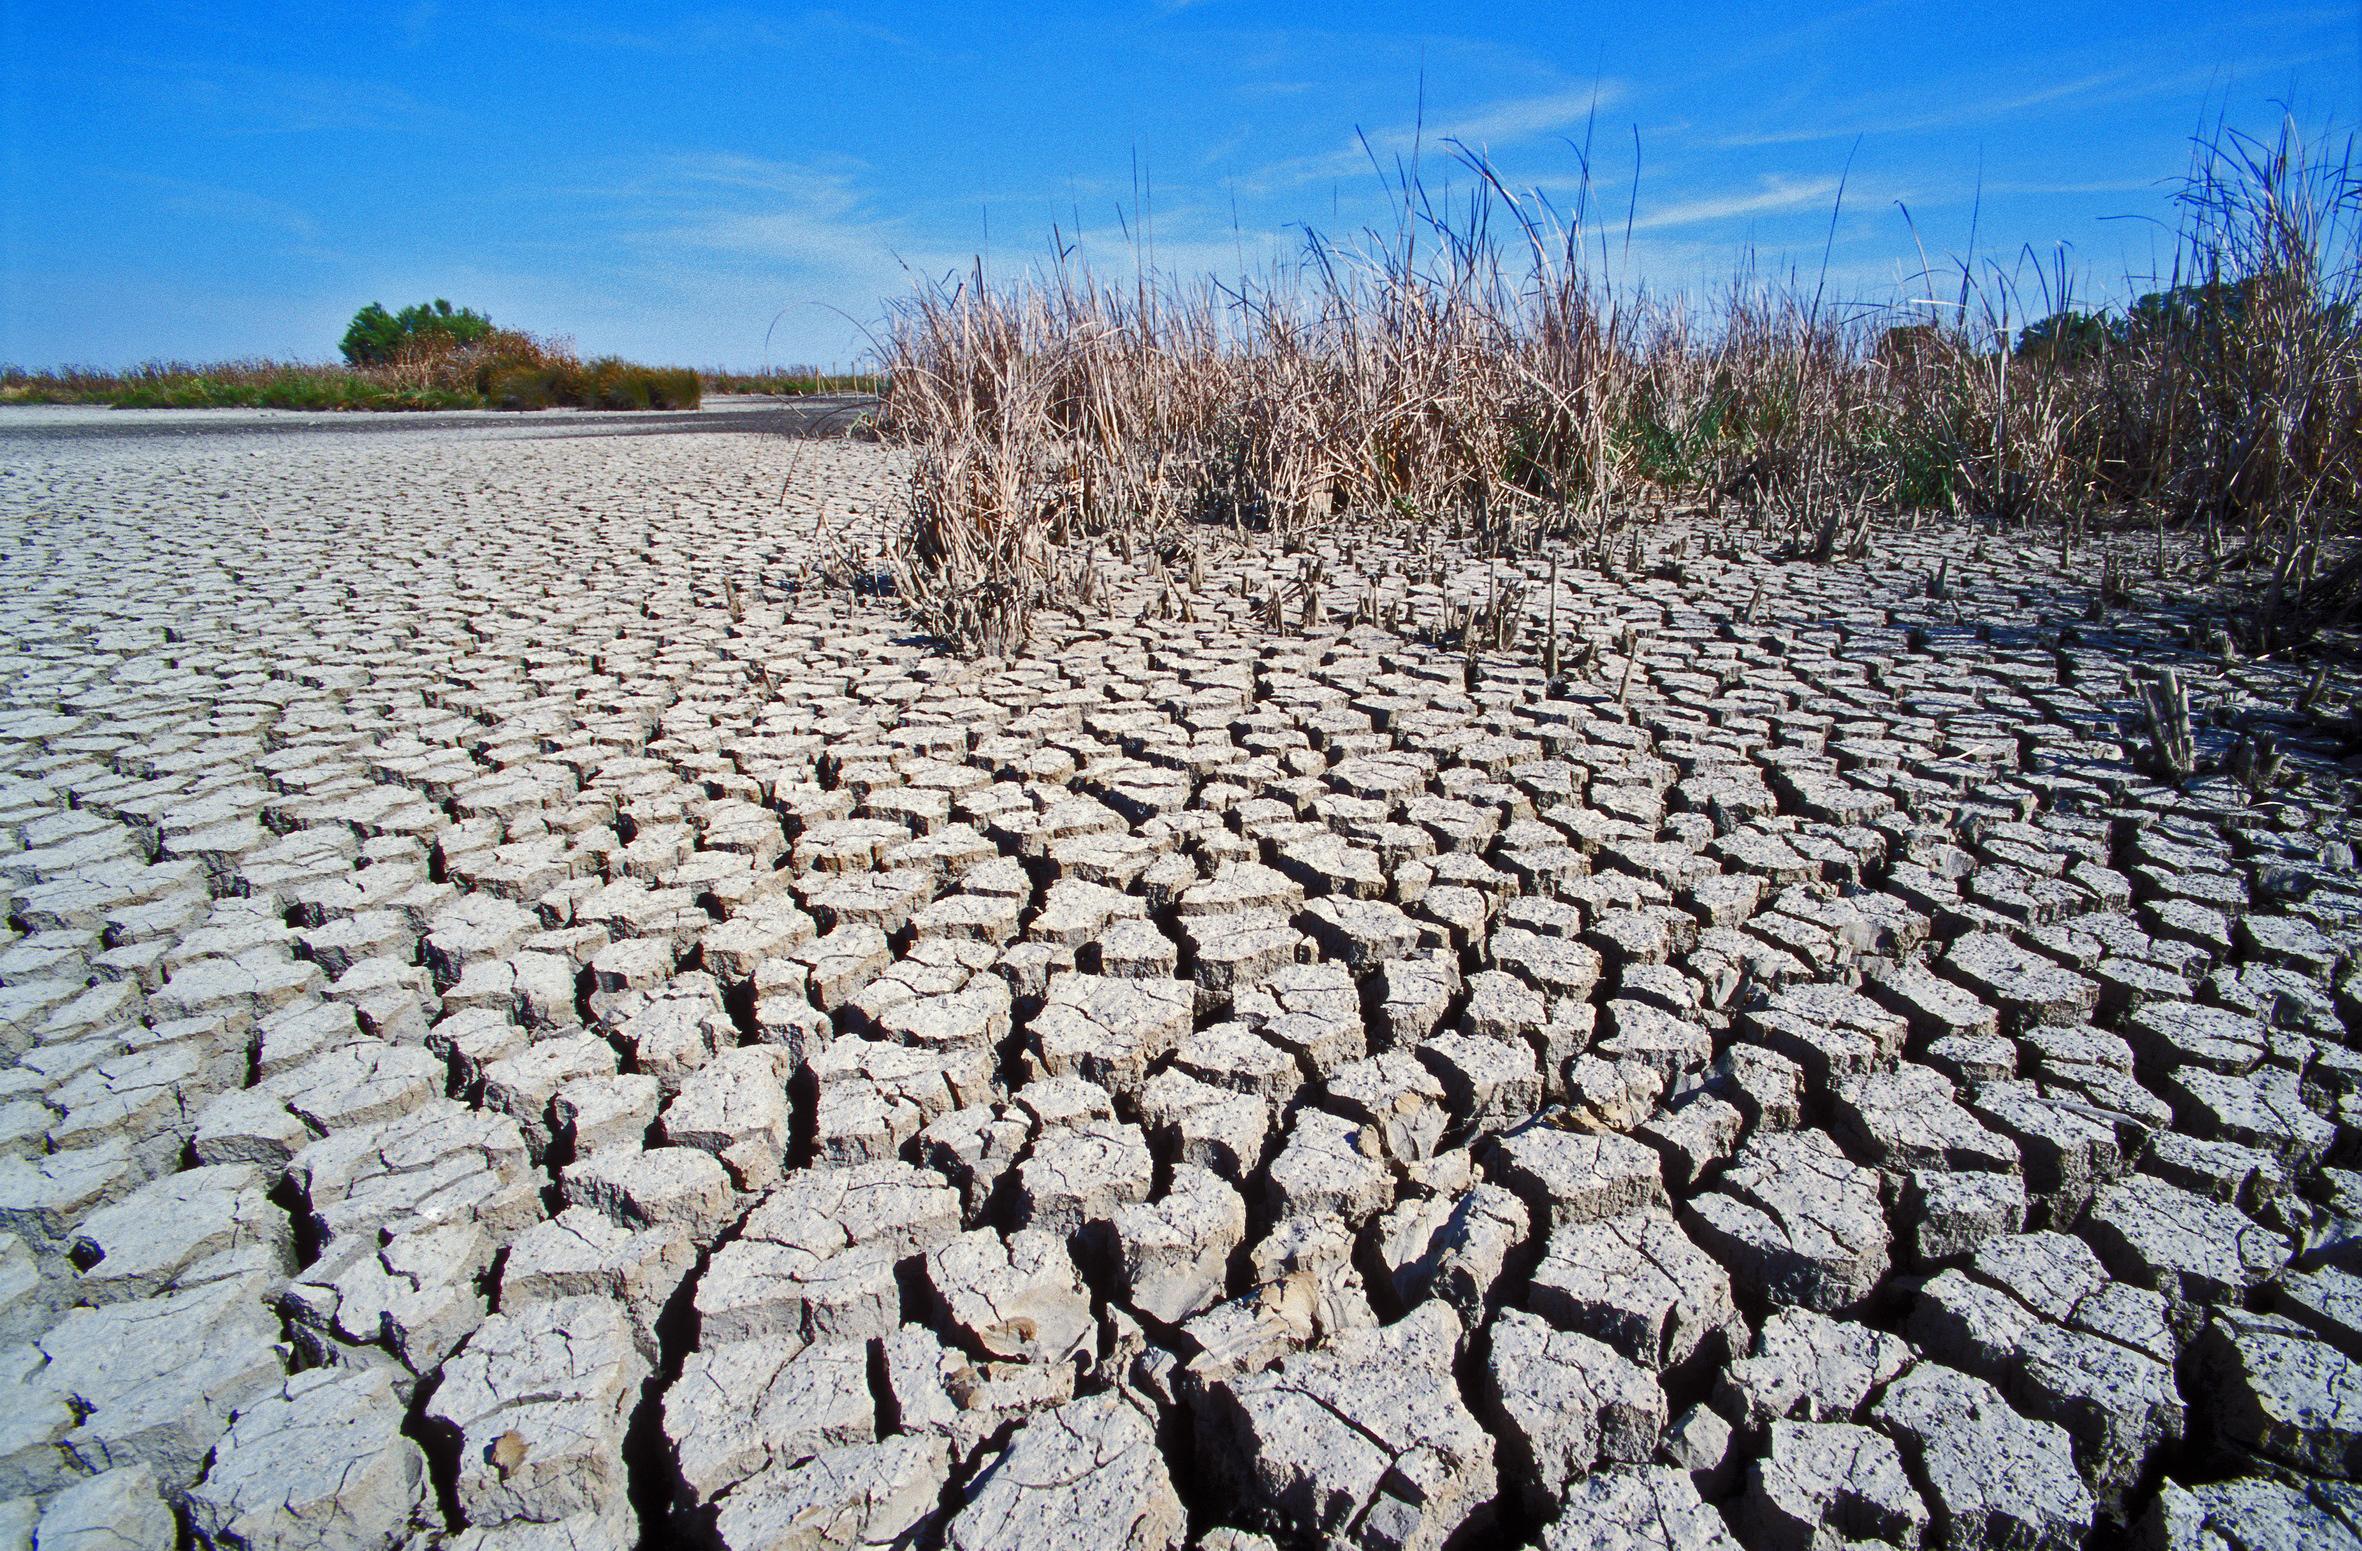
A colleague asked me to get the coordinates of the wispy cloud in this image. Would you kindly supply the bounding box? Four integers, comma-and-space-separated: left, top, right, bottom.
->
1436, 85, 1626, 149
645, 152, 869, 201
500, 8, 908, 55
1052, 203, 1299, 282
1978, 176, 2169, 197
398, 3, 441, 51
1629, 174, 1844, 231
1197, 126, 1255, 168
115, 56, 458, 136
1719, 69, 2141, 148
1712, 36, 2351, 154
614, 153, 909, 274
1237, 79, 1623, 192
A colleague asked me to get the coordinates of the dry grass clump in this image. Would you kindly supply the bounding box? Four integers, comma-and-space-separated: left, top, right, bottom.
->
879, 116, 2362, 653
1872, 123, 2362, 555
475, 335, 701, 411
0, 358, 485, 411
878, 188, 1653, 649
701, 367, 883, 396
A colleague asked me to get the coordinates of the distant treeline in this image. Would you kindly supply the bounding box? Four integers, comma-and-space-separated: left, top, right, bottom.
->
2, 299, 701, 411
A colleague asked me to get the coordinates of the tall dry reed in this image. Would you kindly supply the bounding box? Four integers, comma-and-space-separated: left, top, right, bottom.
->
879, 116, 2362, 652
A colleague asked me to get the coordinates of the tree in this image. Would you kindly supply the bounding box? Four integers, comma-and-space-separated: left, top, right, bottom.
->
2014, 309, 2112, 362
2131, 281, 2250, 338
340, 298, 494, 364
339, 303, 401, 365
1873, 322, 1952, 372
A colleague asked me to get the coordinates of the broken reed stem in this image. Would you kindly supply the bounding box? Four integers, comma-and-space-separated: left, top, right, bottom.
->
1544, 558, 1561, 680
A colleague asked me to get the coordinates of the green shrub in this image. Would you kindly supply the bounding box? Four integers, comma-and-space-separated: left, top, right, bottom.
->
341, 298, 495, 365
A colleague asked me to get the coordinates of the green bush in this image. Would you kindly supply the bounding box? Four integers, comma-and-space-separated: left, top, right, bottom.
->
340, 298, 495, 365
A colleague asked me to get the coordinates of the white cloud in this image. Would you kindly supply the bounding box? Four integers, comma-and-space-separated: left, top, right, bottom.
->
494, 7, 919, 62
1437, 85, 1625, 149
606, 154, 911, 274
549, 151, 992, 364
1629, 175, 1845, 231
1719, 70, 2137, 148
97, 170, 324, 243
138, 58, 458, 136
1238, 80, 1624, 191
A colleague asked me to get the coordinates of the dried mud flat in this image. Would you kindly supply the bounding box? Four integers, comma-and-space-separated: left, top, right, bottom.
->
1, 405, 2360, 1551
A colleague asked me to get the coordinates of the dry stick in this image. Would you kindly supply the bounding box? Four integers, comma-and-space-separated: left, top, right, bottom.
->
2300, 664, 2331, 715
1544, 557, 1561, 679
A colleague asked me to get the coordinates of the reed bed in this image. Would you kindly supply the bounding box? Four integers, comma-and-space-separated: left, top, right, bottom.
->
879, 116, 2362, 654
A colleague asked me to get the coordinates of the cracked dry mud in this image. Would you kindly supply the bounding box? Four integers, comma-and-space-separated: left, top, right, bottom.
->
3, 402, 2362, 1551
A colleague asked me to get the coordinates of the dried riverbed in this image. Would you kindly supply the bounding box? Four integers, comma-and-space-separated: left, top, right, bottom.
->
1, 404, 2358, 1550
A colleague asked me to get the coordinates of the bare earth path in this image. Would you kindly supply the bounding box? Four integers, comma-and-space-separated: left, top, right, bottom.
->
1, 404, 2358, 1551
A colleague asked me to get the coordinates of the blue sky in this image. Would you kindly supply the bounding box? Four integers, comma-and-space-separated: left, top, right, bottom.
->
2, 3, 2357, 370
